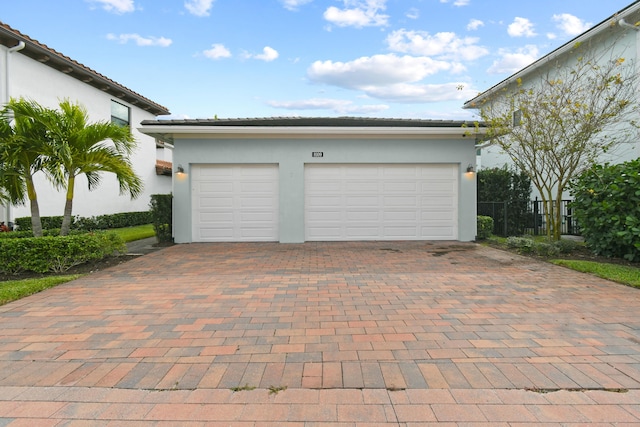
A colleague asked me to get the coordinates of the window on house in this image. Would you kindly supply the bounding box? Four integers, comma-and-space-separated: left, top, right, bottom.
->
512, 109, 522, 127
111, 100, 130, 127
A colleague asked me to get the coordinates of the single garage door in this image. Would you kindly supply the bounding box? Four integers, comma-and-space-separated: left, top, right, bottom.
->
305, 164, 458, 241
192, 164, 279, 242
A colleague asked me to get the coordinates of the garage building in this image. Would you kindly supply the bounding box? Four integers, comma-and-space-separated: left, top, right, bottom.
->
140, 117, 481, 243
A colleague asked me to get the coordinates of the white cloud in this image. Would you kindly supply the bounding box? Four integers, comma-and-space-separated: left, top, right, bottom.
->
107, 33, 172, 47
386, 29, 489, 61
202, 43, 231, 59
87, 0, 134, 14
364, 82, 477, 103
268, 98, 389, 114
185, 0, 215, 17
440, 0, 470, 6
553, 13, 591, 36
280, 0, 313, 11
467, 19, 484, 31
508, 17, 537, 37
487, 45, 539, 74
306, 54, 475, 103
406, 8, 419, 20
308, 54, 453, 89
323, 0, 389, 28
253, 46, 279, 61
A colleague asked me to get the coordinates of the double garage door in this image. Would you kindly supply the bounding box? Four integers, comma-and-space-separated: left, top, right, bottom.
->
192, 164, 458, 242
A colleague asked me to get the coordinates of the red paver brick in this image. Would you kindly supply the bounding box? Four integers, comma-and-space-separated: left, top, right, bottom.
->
0, 242, 638, 424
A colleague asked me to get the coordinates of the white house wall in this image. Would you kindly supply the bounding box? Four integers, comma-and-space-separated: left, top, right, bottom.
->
476, 20, 640, 199
1, 47, 171, 222
171, 136, 477, 243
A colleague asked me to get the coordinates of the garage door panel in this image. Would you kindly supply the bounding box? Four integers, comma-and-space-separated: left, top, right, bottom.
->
384, 226, 419, 238
383, 196, 418, 207
308, 196, 342, 207
199, 228, 234, 239
384, 182, 417, 192
346, 166, 378, 177
384, 211, 418, 221
422, 196, 455, 207
240, 211, 276, 221
421, 226, 456, 237
346, 196, 379, 207
307, 211, 341, 221
198, 197, 233, 208
346, 226, 382, 237
309, 182, 342, 192
346, 182, 379, 192
239, 197, 276, 208
192, 165, 278, 242
421, 211, 455, 221
346, 211, 380, 221
199, 212, 234, 221
421, 182, 456, 193
306, 164, 457, 241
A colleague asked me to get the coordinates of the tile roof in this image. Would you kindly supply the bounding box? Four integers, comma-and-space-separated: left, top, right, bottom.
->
0, 21, 170, 116
142, 116, 482, 127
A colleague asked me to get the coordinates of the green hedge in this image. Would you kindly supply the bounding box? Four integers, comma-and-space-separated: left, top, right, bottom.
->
0, 232, 126, 274
15, 211, 152, 232
476, 216, 494, 240
477, 166, 531, 235
570, 158, 640, 262
150, 194, 173, 243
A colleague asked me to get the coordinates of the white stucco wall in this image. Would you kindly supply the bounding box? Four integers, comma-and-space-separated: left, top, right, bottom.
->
473, 19, 640, 200
0, 46, 172, 224
168, 134, 478, 243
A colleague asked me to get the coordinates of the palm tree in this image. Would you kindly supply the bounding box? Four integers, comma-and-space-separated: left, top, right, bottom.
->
45, 100, 142, 236
0, 99, 57, 237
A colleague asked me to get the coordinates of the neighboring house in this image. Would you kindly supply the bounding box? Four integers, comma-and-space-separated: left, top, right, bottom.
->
464, 0, 640, 195
140, 117, 481, 243
0, 22, 172, 225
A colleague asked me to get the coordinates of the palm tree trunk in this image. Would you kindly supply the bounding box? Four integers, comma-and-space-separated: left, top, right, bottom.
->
25, 176, 43, 237
60, 176, 75, 236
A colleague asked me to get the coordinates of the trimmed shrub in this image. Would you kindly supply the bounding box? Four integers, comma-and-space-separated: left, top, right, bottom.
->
150, 194, 173, 243
14, 216, 63, 231
476, 216, 494, 240
506, 236, 578, 256
0, 232, 126, 274
506, 236, 534, 253
570, 158, 640, 262
15, 211, 152, 232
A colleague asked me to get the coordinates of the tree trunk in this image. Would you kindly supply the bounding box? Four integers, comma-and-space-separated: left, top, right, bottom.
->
60, 176, 75, 236
552, 198, 562, 241
25, 176, 43, 237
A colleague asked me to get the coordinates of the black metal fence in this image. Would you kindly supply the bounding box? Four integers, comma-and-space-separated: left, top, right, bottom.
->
478, 198, 579, 237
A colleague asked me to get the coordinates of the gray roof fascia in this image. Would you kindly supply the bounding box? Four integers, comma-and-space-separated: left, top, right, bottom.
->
463, 1, 640, 109
138, 117, 486, 144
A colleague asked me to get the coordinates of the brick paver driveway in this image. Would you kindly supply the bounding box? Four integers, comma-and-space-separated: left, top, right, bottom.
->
0, 241, 639, 425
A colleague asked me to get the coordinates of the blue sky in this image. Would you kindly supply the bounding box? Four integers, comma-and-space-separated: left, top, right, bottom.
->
2, 0, 636, 120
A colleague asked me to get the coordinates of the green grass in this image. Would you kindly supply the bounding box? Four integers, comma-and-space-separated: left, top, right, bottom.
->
111, 224, 155, 243
551, 260, 640, 288
0, 275, 81, 305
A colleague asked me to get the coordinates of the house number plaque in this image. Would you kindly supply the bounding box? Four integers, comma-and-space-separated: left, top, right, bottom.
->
312, 152, 324, 157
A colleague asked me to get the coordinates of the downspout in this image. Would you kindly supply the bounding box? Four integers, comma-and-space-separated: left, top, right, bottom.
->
618, 19, 640, 31
4, 41, 26, 228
